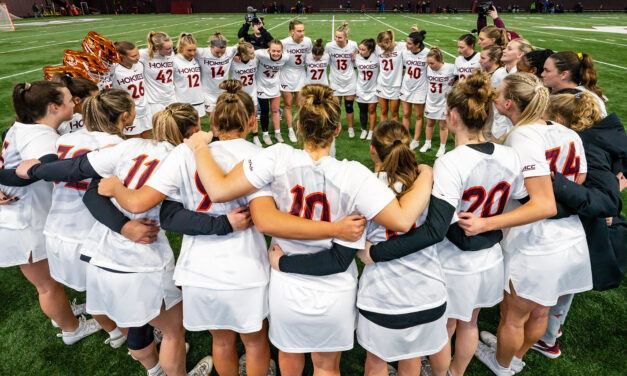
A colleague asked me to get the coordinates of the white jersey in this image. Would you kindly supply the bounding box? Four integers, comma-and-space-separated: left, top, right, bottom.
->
173, 54, 204, 105
304, 53, 330, 86
454, 52, 481, 81
325, 40, 358, 91
358, 173, 447, 315
280, 36, 312, 92
425, 63, 455, 110
255, 49, 290, 99
433, 143, 526, 274
58, 113, 87, 135
375, 42, 406, 88
111, 62, 148, 120
0, 122, 57, 231
44, 131, 123, 243
243, 143, 396, 291
355, 53, 379, 103
148, 139, 270, 290
400, 47, 430, 93
503, 122, 588, 255
230, 57, 259, 104
139, 49, 177, 104
83, 138, 174, 272
491, 66, 517, 139
196, 46, 238, 95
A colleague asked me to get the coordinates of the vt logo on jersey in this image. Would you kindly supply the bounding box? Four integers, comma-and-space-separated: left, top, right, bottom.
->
281, 84, 288, 89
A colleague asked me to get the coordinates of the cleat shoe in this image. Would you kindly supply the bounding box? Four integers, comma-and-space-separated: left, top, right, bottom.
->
419, 142, 432, 153
366, 130, 373, 140
420, 357, 432, 376
188, 355, 213, 376
52, 298, 86, 328
436, 145, 446, 157
556, 329, 563, 339
238, 354, 277, 376
275, 132, 284, 143
387, 364, 398, 376
475, 342, 514, 375
288, 127, 297, 143
531, 340, 561, 359
262, 133, 273, 146
348, 128, 355, 138
57, 315, 101, 345
410, 139, 420, 150
253, 136, 262, 147
480, 330, 498, 350
105, 333, 126, 349
360, 129, 368, 139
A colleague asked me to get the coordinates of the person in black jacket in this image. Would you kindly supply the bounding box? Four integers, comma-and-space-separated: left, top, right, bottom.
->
237, 17, 273, 50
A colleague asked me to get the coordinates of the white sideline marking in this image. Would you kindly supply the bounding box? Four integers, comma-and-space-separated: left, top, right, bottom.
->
510, 26, 627, 47
400, 14, 467, 32
14, 18, 109, 27
332, 15, 335, 40
540, 26, 627, 35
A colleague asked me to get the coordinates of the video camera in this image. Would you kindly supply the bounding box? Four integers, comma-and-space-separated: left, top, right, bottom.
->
477, 1, 494, 16
246, 6, 261, 25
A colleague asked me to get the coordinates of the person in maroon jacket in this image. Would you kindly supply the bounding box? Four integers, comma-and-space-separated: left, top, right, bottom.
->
476, 6, 521, 41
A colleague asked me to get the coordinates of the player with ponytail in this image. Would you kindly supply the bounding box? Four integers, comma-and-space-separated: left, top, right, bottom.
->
173, 33, 206, 118
139, 31, 176, 121
230, 39, 262, 146
52, 73, 99, 135
400, 27, 429, 151
375, 29, 405, 122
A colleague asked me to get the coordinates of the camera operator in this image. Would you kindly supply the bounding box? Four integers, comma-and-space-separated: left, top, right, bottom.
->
238, 11, 274, 50
476, 4, 521, 40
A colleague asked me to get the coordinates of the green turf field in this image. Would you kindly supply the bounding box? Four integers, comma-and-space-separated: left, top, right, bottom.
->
0, 12, 626, 375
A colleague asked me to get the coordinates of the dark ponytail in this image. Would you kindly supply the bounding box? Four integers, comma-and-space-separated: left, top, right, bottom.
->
52, 73, 98, 99
12, 81, 65, 124
408, 30, 427, 50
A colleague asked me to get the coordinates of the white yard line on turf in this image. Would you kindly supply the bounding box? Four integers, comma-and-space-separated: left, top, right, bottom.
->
508, 26, 627, 47
332, 15, 335, 40
365, 14, 457, 59
0, 20, 246, 81
266, 18, 294, 31
400, 14, 468, 33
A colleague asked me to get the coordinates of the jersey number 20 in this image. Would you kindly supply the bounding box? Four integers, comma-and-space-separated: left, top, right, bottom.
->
462, 181, 511, 218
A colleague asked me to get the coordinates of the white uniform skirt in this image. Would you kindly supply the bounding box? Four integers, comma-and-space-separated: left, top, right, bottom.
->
182, 284, 268, 333
85, 261, 182, 328
280, 70, 305, 92
444, 261, 504, 322
45, 237, 86, 291
331, 80, 357, 97
357, 312, 449, 362
424, 102, 447, 120
504, 240, 592, 307
356, 92, 379, 104
0, 227, 47, 267
204, 92, 220, 113
268, 276, 357, 353
375, 85, 401, 100
400, 89, 427, 104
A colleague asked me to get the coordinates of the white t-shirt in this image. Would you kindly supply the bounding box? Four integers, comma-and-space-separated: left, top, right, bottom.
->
173, 54, 204, 105
355, 53, 379, 103
358, 173, 447, 314
0, 122, 57, 230
304, 53, 330, 86
502, 122, 588, 255
148, 140, 270, 290
454, 52, 481, 81
58, 113, 87, 136
44, 131, 123, 243
82, 138, 175, 272
255, 49, 290, 99
325, 40, 358, 91
230, 57, 259, 103
242, 143, 396, 291
425, 63, 455, 111
401, 47, 430, 93
139, 49, 177, 104
375, 42, 406, 88
279, 36, 312, 90
433, 143, 526, 274
111, 62, 148, 119
195, 46, 238, 95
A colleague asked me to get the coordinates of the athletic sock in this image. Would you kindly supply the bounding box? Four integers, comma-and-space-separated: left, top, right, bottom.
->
107, 327, 123, 339
147, 362, 163, 376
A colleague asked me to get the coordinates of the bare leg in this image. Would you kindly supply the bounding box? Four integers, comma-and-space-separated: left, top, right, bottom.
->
278, 351, 305, 376
128, 340, 159, 371
413, 103, 425, 140
430, 319, 454, 376
515, 305, 550, 359
424, 118, 436, 143
390, 99, 401, 122
450, 309, 481, 376
398, 357, 420, 376
311, 351, 342, 376
282, 91, 294, 129
401, 101, 413, 131
496, 282, 537, 368
439, 119, 449, 145
20, 259, 78, 332
209, 329, 239, 376
378, 97, 389, 121
368, 103, 378, 130
92, 314, 119, 333
270, 97, 281, 131
240, 321, 271, 376
346, 95, 355, 129
150, 302, 186, 376
364, 351, 388, 376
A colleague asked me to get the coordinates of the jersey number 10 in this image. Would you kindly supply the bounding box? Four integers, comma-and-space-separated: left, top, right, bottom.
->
289, 185, 331, 221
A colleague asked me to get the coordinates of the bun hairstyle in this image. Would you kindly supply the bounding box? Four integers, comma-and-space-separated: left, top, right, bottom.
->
236, 38, 254, 57
546, 91, 603, 132
360, 38, 376, 54
312, 38, 325, 56
377, 29, 395, 44
176, 32, 197, 51
114, 41, 136, 56
407, 30, 427, 50
297, 84, 341, 148
336, 22, 349, 37
213, 80, 255, 134
427, 46, 444, 63
12, 81, 66, 124
51, 73, 98, 99
482, 45, 504, 67
500, 72, 550, 139
549, 51, 604, 101
480, 26, 508, 49
153, 103, 199, 146
446, 70, 496, 132
82, 88, 132, 136
289, 19, 304, 31
371, 120, 419, 198
146, 31, 171, 58
209, 32, 228, 48
458, 33, 476, 48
